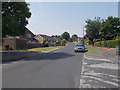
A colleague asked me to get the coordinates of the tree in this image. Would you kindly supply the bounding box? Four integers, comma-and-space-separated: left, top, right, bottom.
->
71, 34, 78, 41
85, 16, 120, 41
51, 35, 61, 39
2, 2, 31, 37
85, 17, 102, 40
100, 16, 120, 40
61, 32, 70, 41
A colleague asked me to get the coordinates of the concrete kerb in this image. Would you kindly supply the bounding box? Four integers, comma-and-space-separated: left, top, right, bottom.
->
41, 46, 64, 53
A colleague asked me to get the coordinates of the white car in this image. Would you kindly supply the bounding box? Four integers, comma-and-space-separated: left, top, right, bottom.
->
74, 44, 86, 52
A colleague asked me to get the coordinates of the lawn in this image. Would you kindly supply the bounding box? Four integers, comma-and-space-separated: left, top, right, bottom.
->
87, 47, 98, 53
28, 46, 64, 52
72, 41, 78, 44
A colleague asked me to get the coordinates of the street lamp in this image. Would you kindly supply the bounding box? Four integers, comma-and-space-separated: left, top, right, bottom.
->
83, 26, 86, 38
83, 26, 86, 44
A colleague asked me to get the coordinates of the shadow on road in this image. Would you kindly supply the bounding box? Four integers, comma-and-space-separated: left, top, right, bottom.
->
26, 52, 75, 61
74, 50, 88, 53
2, 52, 75, 64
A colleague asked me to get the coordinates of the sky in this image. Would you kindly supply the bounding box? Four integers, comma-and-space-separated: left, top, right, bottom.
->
26, 2, 118, 37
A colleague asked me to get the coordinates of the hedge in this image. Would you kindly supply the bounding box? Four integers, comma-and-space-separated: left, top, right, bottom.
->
84, 40, 89, 45
95, 40, 120, 48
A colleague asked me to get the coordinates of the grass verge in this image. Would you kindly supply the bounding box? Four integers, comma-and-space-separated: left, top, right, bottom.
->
72, 41, 78, 44
28, 46, 64, 52
87, 47, 98, 53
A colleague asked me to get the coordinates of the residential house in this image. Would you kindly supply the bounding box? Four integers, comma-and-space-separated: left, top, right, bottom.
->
77, 37, 83, 43
35, 34, 56, 46
2, 28, 41, 50
51, 35, 62, 45
22, 28, 38, 43
4, 28, 38, 44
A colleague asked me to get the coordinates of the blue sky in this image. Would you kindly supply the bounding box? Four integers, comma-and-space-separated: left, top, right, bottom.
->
26, 2, 118, 37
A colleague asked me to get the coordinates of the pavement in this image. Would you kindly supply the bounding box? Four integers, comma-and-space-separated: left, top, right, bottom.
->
80, 46, 119, 88
2, 43, 84, 88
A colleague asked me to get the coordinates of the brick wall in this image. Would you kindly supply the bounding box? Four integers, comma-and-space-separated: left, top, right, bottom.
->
2, 38, 27, 50
2, 38, 43, 50
26, 43, 43, 49
2, 38, 16, 50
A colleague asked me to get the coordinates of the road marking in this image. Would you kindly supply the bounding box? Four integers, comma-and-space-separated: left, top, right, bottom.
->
84, 53, 110, 61
79, 53, 119, 88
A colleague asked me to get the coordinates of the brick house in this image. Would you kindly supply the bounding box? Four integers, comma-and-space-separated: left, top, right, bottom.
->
34, 34, 56, 46
4, 28, 38, 44
22, 28, 38, 43
77, 37, 83, 42
51, 36, 62, 45
2, 28, 41, 50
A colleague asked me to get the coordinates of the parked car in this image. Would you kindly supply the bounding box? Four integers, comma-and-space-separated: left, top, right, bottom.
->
74, 44, 86, 52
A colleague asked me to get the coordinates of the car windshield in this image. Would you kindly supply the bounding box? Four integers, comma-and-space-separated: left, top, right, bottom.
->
76, 44, 84, 47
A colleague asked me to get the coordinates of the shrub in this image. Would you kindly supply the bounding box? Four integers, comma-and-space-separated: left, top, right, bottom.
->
95, 40, 120, 48
43, 43, 49, 47
84, 40, 89, 45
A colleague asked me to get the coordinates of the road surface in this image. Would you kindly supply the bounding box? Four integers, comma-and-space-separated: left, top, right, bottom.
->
2, 43, 84, 88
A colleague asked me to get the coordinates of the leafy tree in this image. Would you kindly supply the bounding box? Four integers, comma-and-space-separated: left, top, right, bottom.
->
51, 35, 61, 39
71, 34, 78, 41
69, 38, 73, 42
2, 2, 31, 37
85, 17, 102, 40
61, 31, 70, 41
100, 16, 120, 40
85, 16, 120, 41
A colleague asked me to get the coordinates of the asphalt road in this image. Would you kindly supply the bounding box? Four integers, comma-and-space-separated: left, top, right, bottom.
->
2, 43, 84, 88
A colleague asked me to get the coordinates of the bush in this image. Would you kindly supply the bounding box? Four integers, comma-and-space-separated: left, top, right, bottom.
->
84, 40, 89, 45
107, 40, 120, 48
95, 40, 120, 48
43, 43, 49, 47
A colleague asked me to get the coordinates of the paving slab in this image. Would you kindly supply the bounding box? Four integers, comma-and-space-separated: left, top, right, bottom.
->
80, 46, 119, 88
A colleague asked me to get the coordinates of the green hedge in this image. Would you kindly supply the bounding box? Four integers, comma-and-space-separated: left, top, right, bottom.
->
84, 40, 89, 45
95, 40, 120, 48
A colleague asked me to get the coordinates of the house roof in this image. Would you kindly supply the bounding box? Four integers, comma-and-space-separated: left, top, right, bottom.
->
25, 27, 35, 36
78, 37, 83, 39
35, 34, 53, 39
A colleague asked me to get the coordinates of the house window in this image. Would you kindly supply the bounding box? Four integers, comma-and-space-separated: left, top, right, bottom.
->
27, 34, 31, 38
28, 41, 31, 43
